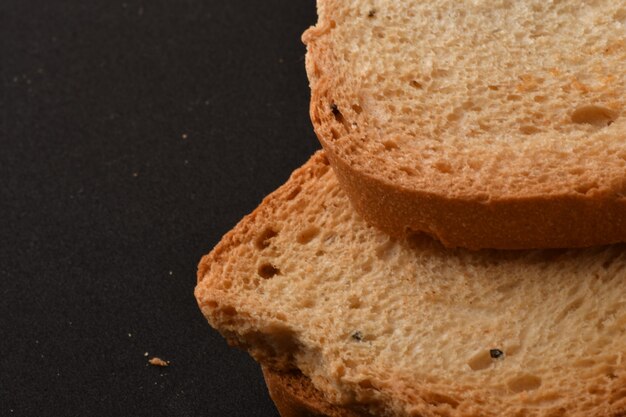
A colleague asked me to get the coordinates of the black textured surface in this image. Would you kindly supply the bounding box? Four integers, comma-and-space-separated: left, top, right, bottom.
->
1, 1, 318, 416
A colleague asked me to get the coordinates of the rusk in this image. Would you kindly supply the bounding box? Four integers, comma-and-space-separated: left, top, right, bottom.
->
196, 152, 626, 417
303, 0, 626, 249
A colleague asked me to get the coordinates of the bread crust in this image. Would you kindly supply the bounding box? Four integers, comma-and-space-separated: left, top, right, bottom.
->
263, 367, 365, 417
323, 142, 626, 250
303, 1, 626, 250
264, 367, 626, 417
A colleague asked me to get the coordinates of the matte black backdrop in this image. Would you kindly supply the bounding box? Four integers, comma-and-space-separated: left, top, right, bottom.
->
1, 1, 318, 415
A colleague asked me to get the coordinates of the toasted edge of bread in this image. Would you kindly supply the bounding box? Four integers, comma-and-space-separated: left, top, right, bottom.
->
263, 367, 364, 417
323, 145, 626, 250
263, 366, 626, 417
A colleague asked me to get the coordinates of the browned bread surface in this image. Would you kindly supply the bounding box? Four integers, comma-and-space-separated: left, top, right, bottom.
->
264, 367, 364, 417
196, 152, 626, 417
303, 0, 626, 249
264, 367, 626, 417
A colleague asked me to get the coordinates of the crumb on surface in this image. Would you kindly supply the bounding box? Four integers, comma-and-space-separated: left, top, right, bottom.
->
149, 357, 169, 367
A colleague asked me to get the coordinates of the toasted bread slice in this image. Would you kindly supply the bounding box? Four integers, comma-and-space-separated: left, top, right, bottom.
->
302, 0, 626, 249
196, 152, 626, 417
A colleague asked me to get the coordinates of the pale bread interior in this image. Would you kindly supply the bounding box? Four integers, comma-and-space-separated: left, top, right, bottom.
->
304, 0, 626, 198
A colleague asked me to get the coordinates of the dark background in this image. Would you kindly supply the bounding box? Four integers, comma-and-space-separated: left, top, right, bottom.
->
1, 1, 318, 415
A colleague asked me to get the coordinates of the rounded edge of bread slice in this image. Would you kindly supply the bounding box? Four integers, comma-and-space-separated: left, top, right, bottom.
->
263, 367, 626, 417
322, 144, 626, 250
263, 367, 367, 417
302, 0, 626, 249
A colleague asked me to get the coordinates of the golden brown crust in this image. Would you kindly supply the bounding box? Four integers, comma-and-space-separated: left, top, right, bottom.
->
263, 367, 367, 417
323, 142, 626, 250
264, 367, 626, 417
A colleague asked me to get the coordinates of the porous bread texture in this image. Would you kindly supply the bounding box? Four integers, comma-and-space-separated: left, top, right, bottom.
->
196, 152, 626, 417
303, 0, 626, 249
305, 0, 626, 194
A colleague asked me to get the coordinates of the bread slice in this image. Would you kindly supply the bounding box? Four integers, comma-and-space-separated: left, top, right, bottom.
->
302, 0, 626, 249
196, 151, 626, 417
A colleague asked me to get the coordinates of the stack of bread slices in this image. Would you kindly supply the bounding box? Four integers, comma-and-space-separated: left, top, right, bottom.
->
195, 1, 626, 416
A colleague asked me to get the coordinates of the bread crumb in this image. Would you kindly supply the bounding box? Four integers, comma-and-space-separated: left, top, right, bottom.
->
149, 357, 169, 367
144, 352, 149, 357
